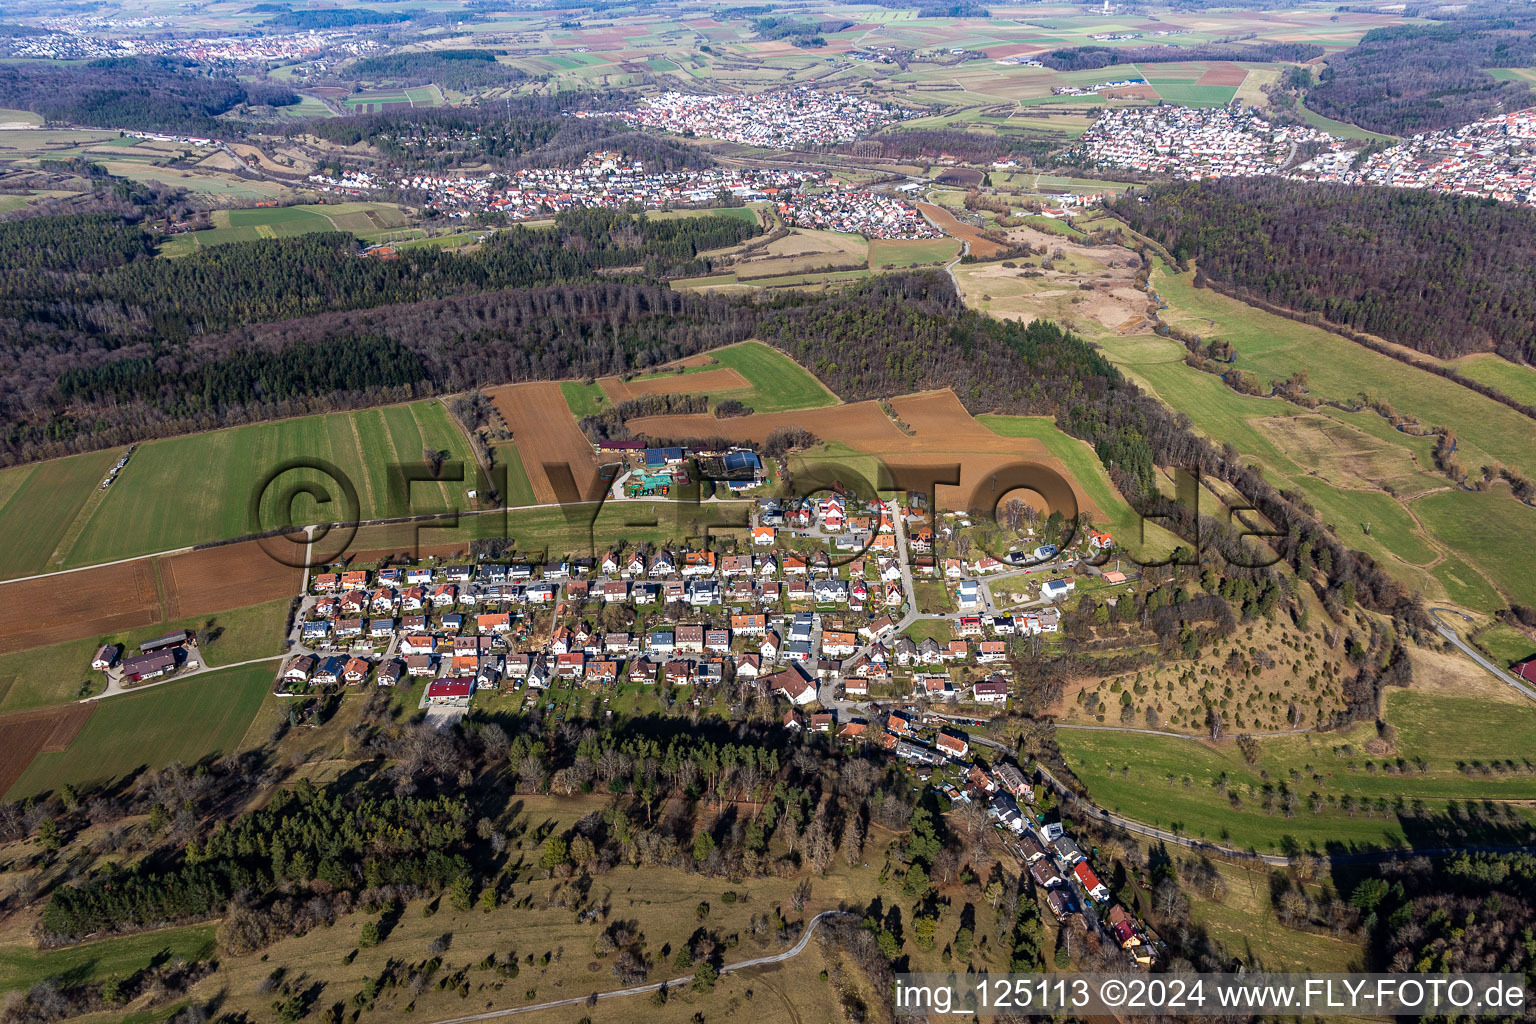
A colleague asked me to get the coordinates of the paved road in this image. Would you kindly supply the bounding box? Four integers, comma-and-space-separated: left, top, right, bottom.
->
1430, 607, 1536, 703
82, 653, 287, 702
423, 911, 855, 1024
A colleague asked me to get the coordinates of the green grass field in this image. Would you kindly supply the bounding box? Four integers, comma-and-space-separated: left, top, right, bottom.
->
33, 401, 482, 572
868, 237, 960, 267
163, 202, 411, 253
0, 598, 290, 714
0, 448, 119, 579
978, 414, 1181, 560
1059, 688, 1536, 855
0, 924, 216, 995
1123, 265, 1536, 610
1446, 353, 1536, 407
559, 380, 611, 418
494, 442, 538, 507
1475, 623, 1536, 668
697, 340, 841, 413
8, 662, 275, 800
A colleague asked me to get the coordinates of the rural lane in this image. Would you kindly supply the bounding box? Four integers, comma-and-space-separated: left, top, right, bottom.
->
422, 910, 855, 1024
1429, 607, 1536, 703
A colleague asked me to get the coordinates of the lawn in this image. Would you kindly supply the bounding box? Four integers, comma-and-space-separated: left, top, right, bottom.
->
0, 598, 290, 714
701, 340, 841, 413
8, 662, 276, 800
0, 924, 216, 995
1475, 623, 1535, 669
57, 401, 481, 570
868, 237, 960, 268
559, 380, 611, 418
1058, 688, 1536, 855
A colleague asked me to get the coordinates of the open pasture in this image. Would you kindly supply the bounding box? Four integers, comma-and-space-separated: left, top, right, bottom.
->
0, 705, 93, 799
165, 201, 411, 252
54, 400, 478, 569
1059, 687, 1536, 854
7, 662, 275, 800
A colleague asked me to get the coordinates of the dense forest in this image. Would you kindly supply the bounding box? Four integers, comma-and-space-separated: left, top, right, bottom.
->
345, 49, 527, 91
1306, 16, 1536, 133
1113, 178, 1536, 364
42, 781, 471, 944
1355, 851, 1536, 979
1040, 41, 1321, 71
261, 8, 413, 28
0, 208, 761, 459
298, 97, 709, 174
0, 58, 296, 133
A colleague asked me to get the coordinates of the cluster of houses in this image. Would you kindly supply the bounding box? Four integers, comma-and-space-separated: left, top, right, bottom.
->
4, 21, 377, 64
1003, 798, 1156, 966
1298, 108, 1536, 207
90, 629, 201, 684
778, 189, 942, 240
585, 88, 914, 150
1073, 103, 1338, 180
1077, 100, 1536, 211
358, 155, 828, 221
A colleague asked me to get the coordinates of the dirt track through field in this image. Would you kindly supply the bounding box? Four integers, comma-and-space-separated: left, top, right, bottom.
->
628, 388, 1095, 516
0, 704, 94, 796
916, 202, 1007, 259
486, 382, 602, 506
597, 367, 752, 404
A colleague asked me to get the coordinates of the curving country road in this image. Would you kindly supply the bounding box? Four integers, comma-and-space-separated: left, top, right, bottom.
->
423, 910, 855, 1024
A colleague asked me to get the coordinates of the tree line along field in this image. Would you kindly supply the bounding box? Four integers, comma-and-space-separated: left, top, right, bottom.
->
6, 662, 275, 801
1058, 685, 1536, 856
0, 399, 483, 579
1080, 258, 1535, 613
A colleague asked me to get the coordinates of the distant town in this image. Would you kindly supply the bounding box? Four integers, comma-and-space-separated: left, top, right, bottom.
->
1077, 103, 1536, 208
581, 88, 916, 150
310, 152, 941, 238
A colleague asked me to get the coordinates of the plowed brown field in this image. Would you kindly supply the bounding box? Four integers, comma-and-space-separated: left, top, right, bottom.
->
161, 542, 303, 620
0, 560, 160, 655
628, 388, 1095, 517
0, 704, 94, 795
597, 367, 752, 404
1196, 63, 1248, 86
916, 203, 1006, 259
486, 382, 601, 505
